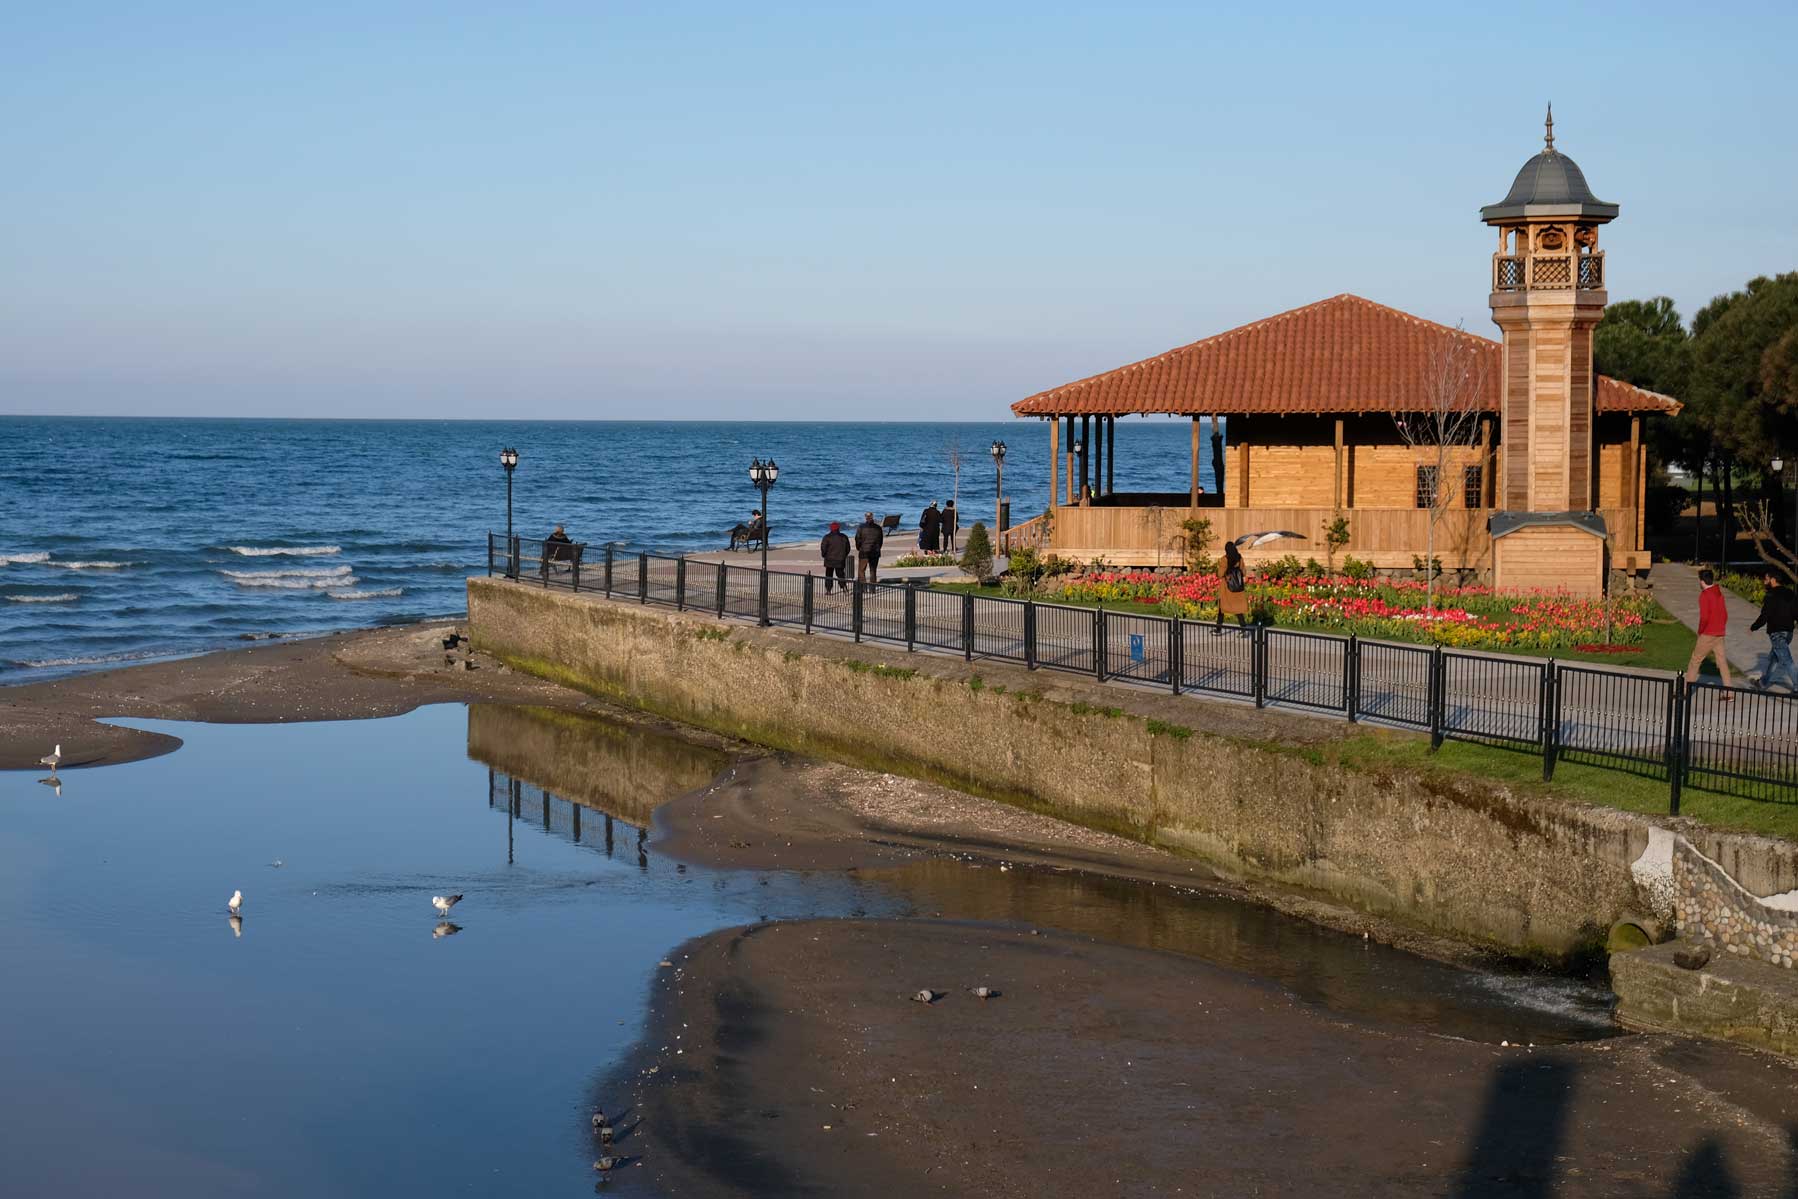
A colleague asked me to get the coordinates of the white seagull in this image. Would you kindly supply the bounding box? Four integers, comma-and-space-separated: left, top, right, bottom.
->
432, 894, 463, 917
228, 889, 244, 917
40, 744, 62, 777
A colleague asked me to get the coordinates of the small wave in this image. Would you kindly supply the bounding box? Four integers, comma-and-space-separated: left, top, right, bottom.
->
6, 592, 79, 603
221, 565, 354, 581
225, 545, 342, 557
10, 648, 170, 669
0, 551, 50, 565
50, 560, 137, 570
325, 587, 404, 600
230, 574, 360, 590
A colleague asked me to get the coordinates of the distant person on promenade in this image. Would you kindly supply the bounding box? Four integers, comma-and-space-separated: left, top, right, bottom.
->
919, 502, 941, 553
1684, 568, 1735, 696
819, 521, 851, 594
545, 523, 573, 559
942, 500, 958, 551
1214, 540, 1250, 633
1751, 571, 1797, 691
855, 512, 885, 584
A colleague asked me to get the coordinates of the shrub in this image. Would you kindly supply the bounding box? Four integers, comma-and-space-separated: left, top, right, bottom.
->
1262, 553, 1306, 582
892, 552, 957, 567
1324, 514, 1351, 574
1179, 517, 1215, 574
1341, 555, 1376, 581
1411, 554, 1443, 580
1304, 557, 1326, 577
960, 523, 995, 584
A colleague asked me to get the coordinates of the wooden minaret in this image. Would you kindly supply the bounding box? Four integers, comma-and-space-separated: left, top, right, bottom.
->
1481, 107, 1619, 595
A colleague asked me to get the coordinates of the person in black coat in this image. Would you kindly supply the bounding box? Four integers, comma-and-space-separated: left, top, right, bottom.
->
941, 500, 958, 552
1752, 572, 1798, 690
854, 512, 885, 584
819, 521, 851, 594
919, 503, 941, 553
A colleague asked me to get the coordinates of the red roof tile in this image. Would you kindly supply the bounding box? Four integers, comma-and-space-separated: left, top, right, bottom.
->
1010, 294, 1682, 417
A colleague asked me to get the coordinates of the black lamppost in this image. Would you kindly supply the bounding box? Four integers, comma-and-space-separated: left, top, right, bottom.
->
990, 439, 1006, 533
1775, 453, 1794, 549
749, 457, 779, 624
499, 447, 519, 576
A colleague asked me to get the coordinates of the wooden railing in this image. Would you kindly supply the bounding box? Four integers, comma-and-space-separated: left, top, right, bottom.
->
998, 512, 1050, 555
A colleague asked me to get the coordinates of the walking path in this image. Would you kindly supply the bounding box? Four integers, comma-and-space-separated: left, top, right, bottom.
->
1651, 561, 1767, 680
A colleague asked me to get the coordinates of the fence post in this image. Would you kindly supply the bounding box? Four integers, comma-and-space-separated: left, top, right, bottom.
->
716, 563, 727, 617
962, 593, 974, 662
1428, 646, 1445, 750
510, 534, 521, 580
1094, 607, 1107, 682
904, 586, 917, 651
1345, 635, 1359, 722
604, 545, 615, 598
572, 549, 581, 593
1025, 601, 1038, 670
757, 565, 769, 627
637, 554, 648, 603
1168, 617, 1181, 695
804, 573, 815, 633
487, 532, 494, 577
852, 582, 864, 643
1252, 624, 1266, 709
1669, 675, 1688, 816
675, 558, 686, 610
1541, 660, 1560, 781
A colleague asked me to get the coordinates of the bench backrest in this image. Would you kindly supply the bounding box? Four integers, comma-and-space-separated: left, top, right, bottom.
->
881, 513, 902, 530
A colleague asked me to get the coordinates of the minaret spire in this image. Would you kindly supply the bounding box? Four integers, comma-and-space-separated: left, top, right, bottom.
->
1544, 103, 1554, 151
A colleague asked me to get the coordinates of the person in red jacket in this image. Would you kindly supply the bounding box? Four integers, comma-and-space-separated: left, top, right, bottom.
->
1683, 568, 1735, 696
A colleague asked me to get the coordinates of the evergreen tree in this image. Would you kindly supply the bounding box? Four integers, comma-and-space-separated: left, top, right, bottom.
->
960, 522, 994, 583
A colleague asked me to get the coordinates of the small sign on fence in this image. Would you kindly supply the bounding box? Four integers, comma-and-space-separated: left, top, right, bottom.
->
1129, 633, 1144, 663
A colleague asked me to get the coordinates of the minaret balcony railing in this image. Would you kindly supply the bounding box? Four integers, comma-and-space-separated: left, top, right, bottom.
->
1490, 251, 1605, 293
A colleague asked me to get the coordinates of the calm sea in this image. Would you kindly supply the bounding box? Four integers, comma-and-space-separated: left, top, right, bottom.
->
0, 416, 1218, 678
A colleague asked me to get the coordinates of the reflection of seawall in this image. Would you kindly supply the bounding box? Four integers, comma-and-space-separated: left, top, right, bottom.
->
467, 704, 731, 828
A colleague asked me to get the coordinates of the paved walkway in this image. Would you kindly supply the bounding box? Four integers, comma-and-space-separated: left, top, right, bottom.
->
1651, 561, 1769, 681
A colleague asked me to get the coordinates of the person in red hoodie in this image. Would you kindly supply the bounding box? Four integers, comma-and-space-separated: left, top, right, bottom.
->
1683, 568, 1735, 697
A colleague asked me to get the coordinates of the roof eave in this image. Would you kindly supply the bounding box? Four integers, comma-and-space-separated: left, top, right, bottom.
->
1480, 200, 1620, 224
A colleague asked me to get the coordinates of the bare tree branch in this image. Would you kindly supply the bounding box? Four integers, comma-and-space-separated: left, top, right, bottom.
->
1737, 500, 1798, 585
1391, 323, 1490, 610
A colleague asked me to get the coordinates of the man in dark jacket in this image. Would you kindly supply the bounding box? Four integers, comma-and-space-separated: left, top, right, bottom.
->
819, 521, 851, 594
855, 512, 885, 584
919, 503, 941, 553
1751, 572, 1797, 690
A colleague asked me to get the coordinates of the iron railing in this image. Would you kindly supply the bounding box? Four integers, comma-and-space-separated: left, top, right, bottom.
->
485, 536, 1798, 810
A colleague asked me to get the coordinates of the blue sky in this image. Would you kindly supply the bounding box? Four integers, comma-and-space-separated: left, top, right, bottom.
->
2, 2, 1793, 420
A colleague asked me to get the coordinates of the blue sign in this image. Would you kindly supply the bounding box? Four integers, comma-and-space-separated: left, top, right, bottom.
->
1129, 633, 1144, 663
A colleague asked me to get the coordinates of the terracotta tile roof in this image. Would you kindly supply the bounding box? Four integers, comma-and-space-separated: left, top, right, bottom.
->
1010, 294, 1682, 418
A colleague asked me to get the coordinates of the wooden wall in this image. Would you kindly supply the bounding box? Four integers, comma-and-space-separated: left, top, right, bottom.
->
1491, 526, 1606, 596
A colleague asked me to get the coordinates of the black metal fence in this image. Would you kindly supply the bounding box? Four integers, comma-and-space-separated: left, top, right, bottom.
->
487, 535, 1798, 810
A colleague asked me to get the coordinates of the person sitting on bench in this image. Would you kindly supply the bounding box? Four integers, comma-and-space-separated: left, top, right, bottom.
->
728, 510, 765, 551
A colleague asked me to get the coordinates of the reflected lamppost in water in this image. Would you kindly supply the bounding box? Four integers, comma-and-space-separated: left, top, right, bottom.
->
989, 439, 1006, 533
748, 457, 779, 625
499, 447, 519, 576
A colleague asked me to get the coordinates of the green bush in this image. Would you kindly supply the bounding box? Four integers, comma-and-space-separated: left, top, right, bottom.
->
1262, 553, 1306, 581
1179, 517, 1215, 574
1304, 557, 1326, 577
959, 523, 995, 583
1342, 556, 1376, 581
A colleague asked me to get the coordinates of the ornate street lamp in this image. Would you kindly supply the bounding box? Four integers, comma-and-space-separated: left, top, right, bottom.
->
499, 447, 519, 576
1776, 455, 1794, 550
748, 457, 779, 624
990, 439, 1006, 533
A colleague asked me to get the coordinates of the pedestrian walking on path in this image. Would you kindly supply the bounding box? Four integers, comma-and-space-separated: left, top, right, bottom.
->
855, 512, 885, 584
819, 521, 851, 595
1215, 541, 1251, 634
1684, 568, 1735, 696
1751, 571, 1797, 691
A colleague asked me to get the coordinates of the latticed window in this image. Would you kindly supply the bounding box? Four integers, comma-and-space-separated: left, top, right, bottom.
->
1414, 466, 1439, 509
1463, 465, 1483, 509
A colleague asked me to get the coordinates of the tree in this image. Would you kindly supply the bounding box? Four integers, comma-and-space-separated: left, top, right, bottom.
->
1595, 296, 1700, 480
942, 438, 964, 507
960, 522, 994, 584
1324, 514, 1350, 576
1393, 324, 1488, 611
1179, 517, 1215, 574
1738, 501, 1798, 586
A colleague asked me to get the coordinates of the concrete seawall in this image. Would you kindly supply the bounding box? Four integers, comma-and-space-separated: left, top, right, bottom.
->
467, 577, 1798, 962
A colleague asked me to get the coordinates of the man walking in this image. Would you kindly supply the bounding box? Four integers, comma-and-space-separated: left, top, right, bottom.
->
855, 512, 884, 584
819, 521, 851, 595
1684, 568, 1735, 696
1751, 571, 1797, 691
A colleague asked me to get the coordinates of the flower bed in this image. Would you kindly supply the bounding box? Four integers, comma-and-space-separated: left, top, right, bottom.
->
1050, 571, 1652, 652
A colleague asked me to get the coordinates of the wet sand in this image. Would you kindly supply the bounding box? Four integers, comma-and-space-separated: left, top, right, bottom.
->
621, 918, 1798, 1198
0, 623, 599, 770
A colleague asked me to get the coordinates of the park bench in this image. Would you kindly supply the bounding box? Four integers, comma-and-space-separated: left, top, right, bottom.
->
540, 539, 584, 580
881, 513, 903, 532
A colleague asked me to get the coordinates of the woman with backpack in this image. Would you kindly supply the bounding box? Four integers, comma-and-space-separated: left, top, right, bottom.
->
1216, 539, 1250, 633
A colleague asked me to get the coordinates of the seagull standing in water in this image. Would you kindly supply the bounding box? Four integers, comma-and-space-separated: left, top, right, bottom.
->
432, 894, 463, 917
40, 744, 62, 778
228, 889, 244, 917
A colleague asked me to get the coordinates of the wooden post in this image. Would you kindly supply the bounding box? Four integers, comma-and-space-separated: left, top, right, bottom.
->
1235, 440, 1250, 508
1635, 420, 1647, 550
1079, 415, 1091, 505
1628, 415, 1642, 551
1106, 416, 1115, 495
1064, 416, 1075, 505
1333, 417, 1345, 510
1190, 416, 1200, 508
1050, 416, 1060, 516
1091, 415, 1103, 500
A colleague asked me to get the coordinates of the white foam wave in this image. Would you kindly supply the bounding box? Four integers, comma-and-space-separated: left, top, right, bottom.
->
325, 587, 404, 600
221, 564, 354, 582
50, 560, 137, 570
230, 574, 360, 590
0, 552, 50, 565
226, 545, 341, 557
6, 593, 78, 603
15, 649, 167, 668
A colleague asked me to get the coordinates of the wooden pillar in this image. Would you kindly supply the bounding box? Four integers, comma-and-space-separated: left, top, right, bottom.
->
1064, 416, 1075, 505
1079, 415, 1091, 505
1106, 417, 1115, 494
1235, 440, 1250, 508
1332, 418, 1345, 510
1190, 416, 1201, 507
1630, 414, 1643, 550
1091, 415, 1104, 500
1049, 415, 1060, 514
1210, 414, 1223, 502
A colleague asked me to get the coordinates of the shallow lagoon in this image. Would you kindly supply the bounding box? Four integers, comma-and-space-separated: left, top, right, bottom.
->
0, 703, 1613, 1196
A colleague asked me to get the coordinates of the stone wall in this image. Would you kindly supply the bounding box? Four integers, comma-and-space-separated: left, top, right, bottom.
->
467, 577, 1798, 962
1675, 839, 1798, 970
